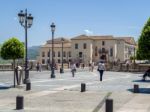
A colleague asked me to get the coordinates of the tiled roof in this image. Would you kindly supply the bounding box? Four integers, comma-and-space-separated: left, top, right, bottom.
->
71, 34, 114, 40
43, 35, 136, 47
41, 43, 71, 48
91, 35, 114, 40
47, 37, 71, 44
115, 37, 136, 45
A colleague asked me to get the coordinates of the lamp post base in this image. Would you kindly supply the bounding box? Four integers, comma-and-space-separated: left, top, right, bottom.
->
23, 69, 30, 84
51, 74, 55, 78
51, 68, 55, 78
60, 68, 64, 73
23, 78, 30, 84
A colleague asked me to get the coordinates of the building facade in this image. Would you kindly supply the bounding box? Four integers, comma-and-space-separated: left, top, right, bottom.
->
38, 35, 136, 65
37, 38, 72, 65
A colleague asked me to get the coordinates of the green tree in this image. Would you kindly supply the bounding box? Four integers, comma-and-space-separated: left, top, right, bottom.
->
0, 44, 1, 57
0, 37, 24, 87
137, 17, 150, 60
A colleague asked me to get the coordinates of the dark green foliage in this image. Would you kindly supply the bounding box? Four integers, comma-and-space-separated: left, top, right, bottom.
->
0, 44, 1, 56
0, 37, 24, 60
136, 49, 142, 60
137, 18, 150, 60
130, 56, 136, 60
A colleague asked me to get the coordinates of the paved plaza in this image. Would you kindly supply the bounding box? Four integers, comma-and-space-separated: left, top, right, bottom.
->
0, 68, 150, 112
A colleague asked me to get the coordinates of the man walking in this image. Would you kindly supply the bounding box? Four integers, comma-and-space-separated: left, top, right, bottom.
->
97, 61, 105, 81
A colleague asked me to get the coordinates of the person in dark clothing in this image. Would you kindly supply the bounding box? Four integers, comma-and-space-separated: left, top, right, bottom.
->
142, 67, 150, 81
36, 62, 40, 72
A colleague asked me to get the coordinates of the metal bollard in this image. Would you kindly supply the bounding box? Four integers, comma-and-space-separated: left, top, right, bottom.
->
81, 83, 86, 92
106, 99, 113, 112
134, 84, 139, 93
16, 95, 24, 110
26, 83, 31, 91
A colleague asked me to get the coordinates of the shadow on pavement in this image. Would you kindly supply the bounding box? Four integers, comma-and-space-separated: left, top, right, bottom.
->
132, 80, 150, 83
0, 84, 12, 90
128, 88, 150, 94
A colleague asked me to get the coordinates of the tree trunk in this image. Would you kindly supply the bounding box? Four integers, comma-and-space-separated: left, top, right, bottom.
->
13, 59, 16, 88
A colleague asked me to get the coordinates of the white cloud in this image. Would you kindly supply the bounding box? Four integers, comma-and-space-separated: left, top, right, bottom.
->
84, 29, 93, 36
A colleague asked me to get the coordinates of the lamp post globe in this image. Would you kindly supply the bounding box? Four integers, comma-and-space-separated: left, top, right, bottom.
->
18, 9, 33, 84
50, 22, 56, 78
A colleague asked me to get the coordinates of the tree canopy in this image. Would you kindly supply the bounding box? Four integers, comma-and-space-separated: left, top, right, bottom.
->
137, 17, 150, 60
0, 37, 24, 60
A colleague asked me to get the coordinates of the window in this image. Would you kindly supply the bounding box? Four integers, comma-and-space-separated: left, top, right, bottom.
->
79, 52, 82, 58
58, 51, 60, 57
83, 43, 86, 49
42, 59, 45, 64
63, 59, 66, 63
110, 48, 113, 57
63, 51, 66, 57
42, 52, 45, 57
102, 41, 105, 46
102, 48, 105, 53
58, 59, 60, 63
75, 43, 78, 49
69, 51, 71, 57
47, 51, 50, 57
69, 59, 71, 62
95, 46, 98, 56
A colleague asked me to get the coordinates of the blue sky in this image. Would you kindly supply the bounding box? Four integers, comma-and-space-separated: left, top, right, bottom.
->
0, 0, 150, 46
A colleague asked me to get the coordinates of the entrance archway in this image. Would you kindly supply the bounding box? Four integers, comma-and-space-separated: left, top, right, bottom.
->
100, 55, 106, 60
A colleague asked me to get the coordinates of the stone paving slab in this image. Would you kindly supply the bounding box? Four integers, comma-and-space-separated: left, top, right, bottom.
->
116, 94, 150, 112
0, 71, 150, 112
0, 88, 150, 112
99, 92, 150, 112
0, 90, 109, 112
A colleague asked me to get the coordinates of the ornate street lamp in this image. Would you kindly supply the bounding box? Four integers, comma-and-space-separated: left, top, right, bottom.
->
18, 9, 33, 84
60, 38, 64, 73
50, 22, 56, 78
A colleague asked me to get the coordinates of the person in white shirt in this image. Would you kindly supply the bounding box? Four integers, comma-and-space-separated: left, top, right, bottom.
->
71, 63, 76, 77
97, 61, 105, 81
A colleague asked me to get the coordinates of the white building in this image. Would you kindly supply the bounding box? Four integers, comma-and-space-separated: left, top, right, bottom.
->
38, 35, 136, 65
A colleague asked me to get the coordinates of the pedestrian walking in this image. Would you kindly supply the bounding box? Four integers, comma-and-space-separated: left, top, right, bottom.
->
89, 63, 91, 71
91, 62, 95, 72
142, 67, 150, 81
71, 63, 76, 77
81, 63, 85, 69
39, 62, 42, 72
125, 59, 130, 72
97, 61, 105, 81
36, 62, 40, 72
